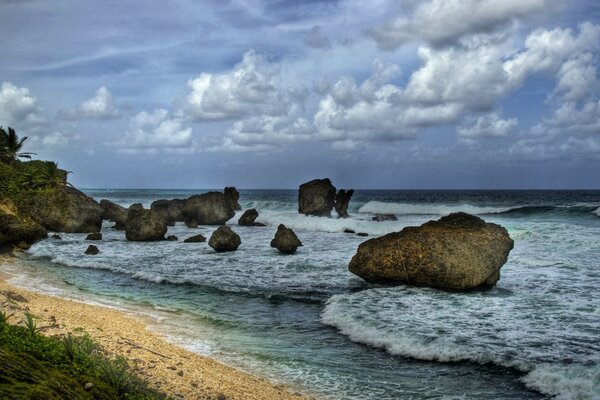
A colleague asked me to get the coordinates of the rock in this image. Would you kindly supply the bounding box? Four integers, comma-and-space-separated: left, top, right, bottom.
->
100, 199, 128, 230
182, 192, 235, 227
356, 232, 369, 237
84, 382, 94, 391
270, 224, 302, 254
51, 234, 62, 240
151, 199, 185, 226
166, 235, 178, 241
372, 214, 398, 222
344, 229, 355, 234
238, 209, 265, 226
335, 189, 354, 218
85, 245, 99, 255
125, 204, 167, 241
0, 200, 47, 250
86, 232, 102, 241
183, 234, 206, 243
28, 187, 103, 233
349, 212, 514, 290
224, 187, 242, 210
298, 178, 336, 217
208, 226, 241, 252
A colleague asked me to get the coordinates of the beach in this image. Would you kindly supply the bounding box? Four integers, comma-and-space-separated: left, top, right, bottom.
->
0, 257, 307, 400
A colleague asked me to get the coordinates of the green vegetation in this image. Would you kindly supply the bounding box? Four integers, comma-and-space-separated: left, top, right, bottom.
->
0, 126, 34, 164
0, 313, 167, 400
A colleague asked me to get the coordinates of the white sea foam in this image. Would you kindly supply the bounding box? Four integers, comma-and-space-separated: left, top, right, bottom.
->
357, 201, 513, 216
523, 363, 600, 400
594, 206, 600, 217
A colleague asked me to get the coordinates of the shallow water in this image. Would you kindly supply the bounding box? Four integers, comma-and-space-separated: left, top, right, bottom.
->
12, 190, 600, 399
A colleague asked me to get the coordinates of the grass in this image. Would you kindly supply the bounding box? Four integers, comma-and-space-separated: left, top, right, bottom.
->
0, 313, 167, 400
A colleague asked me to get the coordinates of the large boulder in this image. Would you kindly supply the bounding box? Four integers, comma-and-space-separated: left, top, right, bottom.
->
208, 226, 241, 252
348, 213, 514, 290
238, 209, 265, 226
28, 187, 103, 233
0, 200, 47, 251
125, 204, 167, 241
270, 224, 302, 254
224, 187, 242, 211
182, 192, 235, 227
334, 189, 354, 218
99, 199, 128, 230
298, 178, 336, 217
150, 199, 185, 226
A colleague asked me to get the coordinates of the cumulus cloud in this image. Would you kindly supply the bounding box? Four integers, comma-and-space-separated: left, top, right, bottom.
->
368, 0, 553, 49
0, 82, 44, 126
533, 100, 600, 136
458, 113, 518, 138
57, 86, 120, 120
117, 109, 192, 150
304, 25, 331, 49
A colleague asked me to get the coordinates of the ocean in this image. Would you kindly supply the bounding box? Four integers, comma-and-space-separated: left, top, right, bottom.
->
5, 189, 600, 399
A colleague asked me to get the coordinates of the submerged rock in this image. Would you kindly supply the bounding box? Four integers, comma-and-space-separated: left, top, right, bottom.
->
356, 232, 369, 237
349, 212, 514, 290
184, 234, 206, 243
182, 192, 235, 227
372, 214, 398, 222
208, 226, 241, 252
100, 199, 128, 230
335, 189, 354, 218
224, 187, 242, 211
238, 209, 265, 226
125, 204, 167, 242
298, 178, 336, 217
344, 229, 355, 234
270, 224, 302, 254
85, 245, 99, 255
51, 234, 62, 240
85, 232, 102, 241
166, 235, 178, 241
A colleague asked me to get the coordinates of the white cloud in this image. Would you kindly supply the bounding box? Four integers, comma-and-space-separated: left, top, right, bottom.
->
458, 113, 518, 138
118, 109, 192, 150
369, 0, 553, 49
57, 86, 120, 120
304, 25, 331, 49
533, 100, 600, 136
552, 53, 598, 101
0, 82, 44, 126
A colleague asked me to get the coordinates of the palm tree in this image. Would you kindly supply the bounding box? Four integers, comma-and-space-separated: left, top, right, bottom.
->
0, 126, 35, 164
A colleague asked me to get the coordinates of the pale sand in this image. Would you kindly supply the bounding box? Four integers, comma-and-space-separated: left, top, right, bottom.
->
0, 258, 311, 400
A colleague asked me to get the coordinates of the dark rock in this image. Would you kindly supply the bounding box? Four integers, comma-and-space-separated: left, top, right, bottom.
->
85, 245, 99, 255
125, 204, 167, 241
151, 199, 185, 226
344, 229, 355, 234
356, 232, 369, 237
208, 226, 241, 252
270, 224, 302, 254
298, 178, 336, 217
28, 187, 103, 233
372, 214, 398, 222
183, 234, 206, 243
86, 232, 102, 241
166, 235, 178, 241
238, 209, 265, 226
51, 234, 62, 240
335, 189, 354, 218
0, 200, 47, 248
100, 199, 128, 230
224, 187, 242, 210
348, 213, 514, 290
182, 192, 235, 227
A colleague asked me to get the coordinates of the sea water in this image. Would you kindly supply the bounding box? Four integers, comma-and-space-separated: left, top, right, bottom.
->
7, 190, 600, 399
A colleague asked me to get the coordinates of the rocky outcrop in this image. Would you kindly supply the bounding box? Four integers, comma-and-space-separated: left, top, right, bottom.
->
0, 200, 47, 252
86, 232, 102, 241
125, 204, 167, 242
335, 189, 354, 218
150, 199, 185, 226
208, 226, 241, 252
348, 213, 514, 290
270, 224, 302, 254
372, 214, 398, 222
298, 178, 336, 217
85, 245, 99, 255
28, 187, 103, 233
237, 209, 265, 226
182, 192, 235, 227
224, 187, 242, 211
184, 234, 206, 243
100, 199, 128, 230
166, 235, 178, 241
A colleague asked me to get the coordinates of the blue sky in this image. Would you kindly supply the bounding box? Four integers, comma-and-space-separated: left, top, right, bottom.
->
1, 0, 599, 189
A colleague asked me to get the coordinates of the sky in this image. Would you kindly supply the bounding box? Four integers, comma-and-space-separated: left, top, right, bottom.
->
1, 0, 599, 189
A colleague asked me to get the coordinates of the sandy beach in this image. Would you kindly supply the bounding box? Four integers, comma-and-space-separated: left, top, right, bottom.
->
0, 256, 309, 400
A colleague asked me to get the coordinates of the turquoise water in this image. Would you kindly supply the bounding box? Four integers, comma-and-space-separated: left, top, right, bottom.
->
10, 190, 600, 399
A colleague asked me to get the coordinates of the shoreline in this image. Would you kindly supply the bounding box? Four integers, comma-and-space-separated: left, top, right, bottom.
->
0, 256, 310, 400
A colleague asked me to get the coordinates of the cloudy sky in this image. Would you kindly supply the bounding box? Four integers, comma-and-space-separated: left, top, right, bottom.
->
1, 0, 599, 189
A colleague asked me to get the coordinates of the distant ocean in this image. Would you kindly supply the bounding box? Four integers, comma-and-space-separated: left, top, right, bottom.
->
6, 189, 600, 399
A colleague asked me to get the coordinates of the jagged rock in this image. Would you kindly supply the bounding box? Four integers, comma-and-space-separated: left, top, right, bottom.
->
270, 224, 302, 254
182, 192, 235, 227
183, 234, 206, 243
125, 204, 167, 241
356, 232, 369, 237
0, 200, 47, 251
349, 213, 514, 290
150, 199, 185, 226
85, 232, 102, 240
344, 229, 355, 234
166, 235, 178, 241
372, 214, 398, 222
208, 226, 241, 252
335, 189, 354, 218
85, 245, 99, 255
28, 187, 103, 233
298, 178, 336, 217
238, 209, 265, 226
100, 199, 128, 230
224, 187, 242, 210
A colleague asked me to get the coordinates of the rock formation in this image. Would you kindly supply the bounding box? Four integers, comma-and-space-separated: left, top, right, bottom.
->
208, 226, 241, 252
0, 200, 47, 252
348, 212, 514, 290
224, 187, 242, 210
100, 199, 128, 230
335, 189, 354, 218
85, 232, 102, 241
182, 192, 235, 227
298, 178, 336, 217
85, 245, 99, 255
270, 224, 302, 254
125, 204, 167, 241
238, 209, 265, 226
150, 199, 185, 226
184, 234, 206, 243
